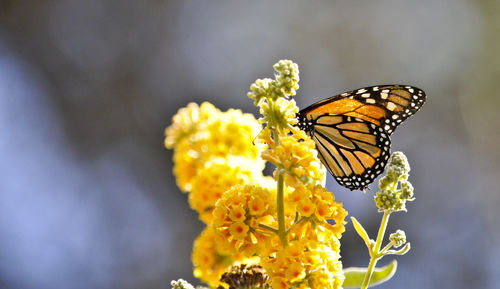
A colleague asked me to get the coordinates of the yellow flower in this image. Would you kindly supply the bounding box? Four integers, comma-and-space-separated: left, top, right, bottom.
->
165, 102, 217, 149
172, 142, 199, 192
289, 184, 310, 203
263, 237, 344, 289
297, 198, 316, 217
285, 262, 306, 282
248, 195, 268, 216
207, 108, 265, 160
261, 129, 325, 187
288, 184, 348, 237
230, 222, 250, 240
286, 242, 304, 259
212, 185, 276, 257
315, 201, 333, 222
270, 277, 290, 289
189, 157, 261, 224
167, 61, 350, 289
258, 97, 298, 131
165, 102, 265, 194
192, 226, 251, 288
262, 189, 347, 289
212, 206, 227, 227
229, 207, 246, 222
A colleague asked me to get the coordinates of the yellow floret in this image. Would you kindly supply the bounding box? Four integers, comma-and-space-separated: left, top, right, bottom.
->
230, 222, 250, 240
297, 198, 316, 217
229, 207, 246, 222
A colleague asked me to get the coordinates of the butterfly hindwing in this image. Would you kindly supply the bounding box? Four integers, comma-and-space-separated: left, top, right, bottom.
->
298, 85, 426, 191
310, 114, 391, 190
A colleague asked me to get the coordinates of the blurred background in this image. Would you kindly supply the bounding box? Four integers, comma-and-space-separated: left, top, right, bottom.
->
1, 1, 499, 288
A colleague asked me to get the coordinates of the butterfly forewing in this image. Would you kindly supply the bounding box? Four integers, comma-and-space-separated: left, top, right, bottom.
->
300, 85, 426, 135
298, 85, 426, 191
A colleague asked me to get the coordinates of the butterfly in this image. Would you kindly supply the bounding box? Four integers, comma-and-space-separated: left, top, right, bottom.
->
297, 85, 426, 191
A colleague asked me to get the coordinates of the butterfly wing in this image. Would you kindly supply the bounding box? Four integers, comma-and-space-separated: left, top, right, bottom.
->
309, 114, 391, 190
300, 85, 426, 135
298, 85, 426, 190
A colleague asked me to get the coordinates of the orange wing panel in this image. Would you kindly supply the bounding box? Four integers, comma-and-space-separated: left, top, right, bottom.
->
354, 105, 387, 122
308, 98, 363, 114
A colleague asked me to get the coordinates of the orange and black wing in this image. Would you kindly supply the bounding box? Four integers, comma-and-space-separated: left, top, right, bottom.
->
297, 85, 426, 190
300, 85, 426, 135
303, 114, 390, 190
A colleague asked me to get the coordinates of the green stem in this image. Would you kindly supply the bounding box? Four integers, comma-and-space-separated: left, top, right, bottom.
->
273, 128, 280, 146
271, 127, 288, 248
258, 223, 279, 234
276, 169, 288, 247
380, 242, 393, 255
361, 211, 391, 289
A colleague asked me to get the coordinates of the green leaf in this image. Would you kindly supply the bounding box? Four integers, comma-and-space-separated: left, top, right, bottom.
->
351, 217, 372, 250
343, 260, 398, 288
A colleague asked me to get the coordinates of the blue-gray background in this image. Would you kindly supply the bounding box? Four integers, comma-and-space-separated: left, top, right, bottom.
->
1, 1, 499, 288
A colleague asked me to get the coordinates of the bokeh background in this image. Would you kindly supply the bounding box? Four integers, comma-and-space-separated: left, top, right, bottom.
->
1, 1, 499, 288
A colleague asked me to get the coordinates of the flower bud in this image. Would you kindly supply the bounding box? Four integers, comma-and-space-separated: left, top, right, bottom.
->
389, 230, 407, 248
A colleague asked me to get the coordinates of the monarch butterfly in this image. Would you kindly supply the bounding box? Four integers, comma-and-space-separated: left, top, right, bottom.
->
297, 85, 426, 191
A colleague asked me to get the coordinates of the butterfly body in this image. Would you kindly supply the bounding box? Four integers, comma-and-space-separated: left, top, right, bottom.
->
297, 85, 426, 191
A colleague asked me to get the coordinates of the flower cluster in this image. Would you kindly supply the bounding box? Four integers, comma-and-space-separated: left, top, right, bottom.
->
192, 226, 258, 288
248, 60, 299, 132
248, 60, 299, 105
374, 152, 415, 212
245, 60, 346, 288
166, 60, 347, 289
262, 235, 344, 289
257, 183, 347, 289
165, 102, 268, 285
190, 157, 265, 223
389, 230, 407, 248
213, 185, 276, 257
261, 129, 325, 187
287, 184, 347, 234
165, 102, 266, 222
